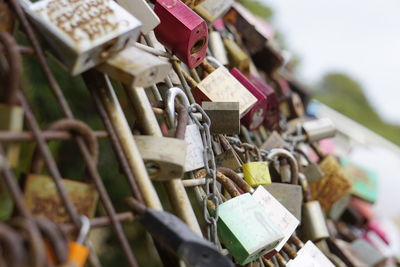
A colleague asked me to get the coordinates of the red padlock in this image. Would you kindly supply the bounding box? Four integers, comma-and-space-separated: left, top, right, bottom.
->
154, 0, 208, 68
229, 68, 268, 131
248, 74, 280, 131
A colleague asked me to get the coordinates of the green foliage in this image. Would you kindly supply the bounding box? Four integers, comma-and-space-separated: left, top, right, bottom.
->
238, 0, 273, 21
314, 72, 400, 145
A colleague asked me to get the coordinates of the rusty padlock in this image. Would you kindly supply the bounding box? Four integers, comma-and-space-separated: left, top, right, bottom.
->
154, 0, 208, 68
185, 58, 257, 117
21, 0, 142, 75
24, 119, 99, 223
96, 45, 171, 88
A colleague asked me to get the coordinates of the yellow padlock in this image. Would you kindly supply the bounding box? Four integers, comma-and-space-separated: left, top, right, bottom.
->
242, 145, 271, 186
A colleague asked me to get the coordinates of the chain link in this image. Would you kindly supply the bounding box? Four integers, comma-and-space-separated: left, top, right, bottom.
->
188, 103, 220, 246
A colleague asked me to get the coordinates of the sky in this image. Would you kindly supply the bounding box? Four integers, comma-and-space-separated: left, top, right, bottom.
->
261, 0, 400, 124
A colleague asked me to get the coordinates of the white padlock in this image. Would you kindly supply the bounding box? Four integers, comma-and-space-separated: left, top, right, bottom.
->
117, 0, 160, 34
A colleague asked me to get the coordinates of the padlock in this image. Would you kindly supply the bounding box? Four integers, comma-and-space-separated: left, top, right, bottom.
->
310, 155, 352, 212
21, 0, 142, 75
201, 102, 240, 134
242, 146, 272, 187
341, 158, 378, 203
260, 131, 287, 151
265, 149, 303, 221
126, 197, 234, 267
96, 46, 171, 88
350, 197, 374, 222
248, 74, 280, 131
224, 38, 250, 77
299, 173, 330, 242
194, 0, 234, 24
230, 68, 268, 130
296, 149, 325, 183
217, 192, 284, 265
328, 194, 351, 220
327, 238, 369, 267
154, 0, 208, 68
350, 239, 386, 266
280, 92, 305, 119
208, 30, 229, 66
251, 43, 284, 79
165, 87, 204, 172
67, 216, 90, 267
187, 58, 257, 117
302, 118, 336, 142
278, 159, 291, 184
215, 136, 243, 172
117, 0, 160, 34
286, 241, 335, 267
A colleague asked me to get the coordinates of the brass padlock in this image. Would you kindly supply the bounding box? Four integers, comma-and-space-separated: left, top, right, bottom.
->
194, 0, 233, 24
265, 149, 303, 221
22, 0, 142, 75
242, 145, 272, 187
299, 174, 330, 242
184, 59, 257, 117
208, 30, 229, 66
96, 46, 171, 88
224, 38, 250, 77
166, 87, 205, 172
302, 118, 336, 143
117, 0, 160, 34
215, 135, 243, 172
201, 102, 240, 134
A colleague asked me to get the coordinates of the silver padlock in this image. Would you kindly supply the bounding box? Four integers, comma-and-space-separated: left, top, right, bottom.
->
96, 46, 171, 88
21, 0, 142, 75
117, 0, 160, 34
302, 118, 336, 142
166, 87, 205, 172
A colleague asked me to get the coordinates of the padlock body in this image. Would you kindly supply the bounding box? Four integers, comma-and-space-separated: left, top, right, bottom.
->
134, 136, 187, 180
217, 193, 284, 265
154, 0, 208, 68
0, 104, 23, 168
23, 175, 99, 223
194, 0, 233, 23
193, 67, 257, 117
302, 200, 330, 242
26, 0, 142, 75
68, 242, 89, 267
117, 0, 160, 34
209, 31, 228, 66
202, 102, 240, 134
224, 39, 250, 76
96, 46, 171, 88
350, 239, 386, 266
248, 74, 280, 131
303, 163, 325, 183
215, 149, 242, 172
264, 183, 303, 221
260, 131, 286, 151
303, 118, 336, 142
242, 162, 271, 186
280, 92, 305, 119
230, 68, 268, 130
287, 241, 335, 267
184, 124, 205, 172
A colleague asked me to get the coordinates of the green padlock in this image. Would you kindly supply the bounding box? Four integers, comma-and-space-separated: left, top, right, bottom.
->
242, 145, 272, 187
217, 193, 284, 265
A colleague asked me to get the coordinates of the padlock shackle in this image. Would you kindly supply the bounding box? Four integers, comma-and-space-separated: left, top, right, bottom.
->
152, 101, 189, 140
30, 119, 99, 174
195, 169, 241, 197
217, 167, 254, 194
267, 149, 299, 185
166, 87, 191, 127
294, 148, 312, 164
298, 173, 313, 202
0, 31, 22, 105
205, 56, 223, 69
76, 216, 90, 244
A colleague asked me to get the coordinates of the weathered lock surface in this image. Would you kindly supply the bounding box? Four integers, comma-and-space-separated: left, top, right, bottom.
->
202, 102, 239, 134
243, 161, 271, 187
24, 0, 142, 75
117, 0, 160, 34
303, 162, 325, 183
224, 38, 250, 76
302, 118, 336, 142
286, 241, 335, 267
230, 68, 268, 131
217, 193, 284, 265
351, 239, 386, 266
310, 155, 352, 212
302, 200, 330, 241
192, 66, 257, 117
154, 0, 208, 68
96, 46, 171, 88
209, 31, 229, 66
215, 148, 242, 172
248, 74, 280, 131
134, 135, 187, 180
252, 186, 299, 255
265, 183, 303, 221
184, 124, 205, 172
194, 0, 233, 24
23, 174, 98, 223
260, 131, 286, 151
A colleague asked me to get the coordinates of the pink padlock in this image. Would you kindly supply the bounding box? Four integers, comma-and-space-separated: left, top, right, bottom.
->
365, 220, 390, 245
154, 0, 208, 68
230, 68, 268, 130
248, 74, 280, 131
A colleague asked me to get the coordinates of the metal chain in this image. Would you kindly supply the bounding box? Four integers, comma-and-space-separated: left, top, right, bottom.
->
188, 103, 220, 246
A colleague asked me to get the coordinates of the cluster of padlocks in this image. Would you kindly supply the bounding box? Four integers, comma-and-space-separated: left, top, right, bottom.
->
0, 0, 392, 266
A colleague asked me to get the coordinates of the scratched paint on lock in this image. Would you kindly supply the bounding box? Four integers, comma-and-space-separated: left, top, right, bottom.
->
24, 174, 99, 223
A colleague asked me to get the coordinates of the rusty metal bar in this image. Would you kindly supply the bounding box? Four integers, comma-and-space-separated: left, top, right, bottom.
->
0, 130, 108, 142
